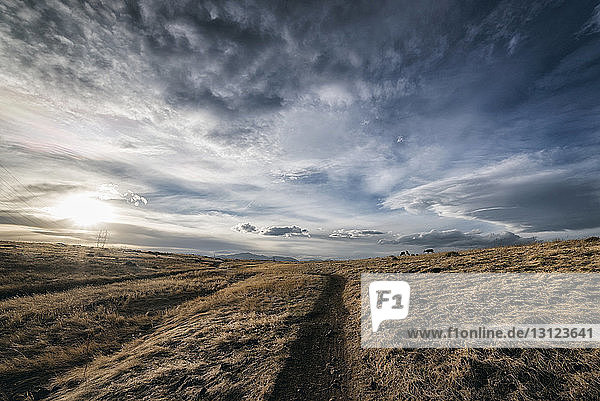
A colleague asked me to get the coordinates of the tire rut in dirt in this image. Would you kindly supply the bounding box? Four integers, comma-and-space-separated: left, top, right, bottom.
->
269, 274, 350, 401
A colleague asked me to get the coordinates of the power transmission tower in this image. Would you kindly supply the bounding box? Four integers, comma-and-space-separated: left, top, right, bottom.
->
96, 227, 109, 248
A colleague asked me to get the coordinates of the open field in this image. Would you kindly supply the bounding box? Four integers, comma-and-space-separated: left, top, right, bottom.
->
1, 238, 600, 400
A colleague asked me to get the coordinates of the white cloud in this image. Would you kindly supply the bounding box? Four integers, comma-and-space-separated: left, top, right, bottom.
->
97, 184, 147, 206
232, 222, 258, 233
329, 229, 385, 239
313, 83, 355, 107
232, 223, 310, 237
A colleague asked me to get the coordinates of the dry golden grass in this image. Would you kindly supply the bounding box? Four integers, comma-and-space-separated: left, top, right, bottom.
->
0, 241, 219, 300
48, 273, 326, 401
0, 269, 248, 400
330, 238, 600, 400
1, 238, 599, 400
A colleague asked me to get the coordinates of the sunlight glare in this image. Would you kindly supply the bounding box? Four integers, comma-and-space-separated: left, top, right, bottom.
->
52, 194, 114, 227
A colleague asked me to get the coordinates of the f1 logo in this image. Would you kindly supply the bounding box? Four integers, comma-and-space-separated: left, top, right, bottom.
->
369, 281, 411, 332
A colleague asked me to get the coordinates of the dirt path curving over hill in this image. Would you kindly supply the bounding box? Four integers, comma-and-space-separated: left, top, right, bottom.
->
269, 274, 352, 401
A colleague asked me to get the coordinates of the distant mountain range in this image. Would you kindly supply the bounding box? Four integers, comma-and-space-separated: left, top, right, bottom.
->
218, 252, 298, 262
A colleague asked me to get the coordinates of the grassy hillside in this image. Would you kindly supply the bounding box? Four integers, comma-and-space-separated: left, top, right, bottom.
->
1, 238, 599, 400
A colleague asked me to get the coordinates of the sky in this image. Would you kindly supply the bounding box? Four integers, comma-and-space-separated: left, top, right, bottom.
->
0, 0, 599, 259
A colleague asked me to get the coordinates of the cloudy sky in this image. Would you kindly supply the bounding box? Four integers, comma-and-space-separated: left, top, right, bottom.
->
0, 0, 599, 259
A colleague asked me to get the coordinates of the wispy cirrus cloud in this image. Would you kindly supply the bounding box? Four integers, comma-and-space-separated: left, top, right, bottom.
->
383, 152, 600, 232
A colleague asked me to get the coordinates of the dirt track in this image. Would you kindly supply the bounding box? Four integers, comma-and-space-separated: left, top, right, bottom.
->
269, 274, 351, 401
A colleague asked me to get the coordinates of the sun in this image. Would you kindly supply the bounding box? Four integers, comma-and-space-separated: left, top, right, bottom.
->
51, 194, 114, 227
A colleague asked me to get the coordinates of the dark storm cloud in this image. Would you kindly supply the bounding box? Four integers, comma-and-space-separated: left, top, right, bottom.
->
378, 230, 536, 248
4, 0, 600, 113
0, 1, 515, 115
260, 225, 309, 237
120, 0, 294, 114
4, 0, 600, 144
